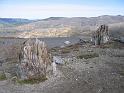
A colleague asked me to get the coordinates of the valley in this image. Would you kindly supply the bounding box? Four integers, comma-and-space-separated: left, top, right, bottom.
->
0, 15, 124, 93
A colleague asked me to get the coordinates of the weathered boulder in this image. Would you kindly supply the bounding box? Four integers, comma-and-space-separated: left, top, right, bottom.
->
17, 39, 52, 80
91, 25, 109, 45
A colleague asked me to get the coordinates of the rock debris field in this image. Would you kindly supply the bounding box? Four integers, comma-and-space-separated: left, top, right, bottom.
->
0, 45, 124, 93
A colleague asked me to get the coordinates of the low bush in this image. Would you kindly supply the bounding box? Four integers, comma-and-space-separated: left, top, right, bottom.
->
17, 76, 47, 84
77, 53, 99, 59
0, 73, 7, 81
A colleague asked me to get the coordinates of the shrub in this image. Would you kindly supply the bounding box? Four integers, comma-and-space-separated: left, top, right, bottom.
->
77, 53, 99, 59
0, 73, 7, 81
17, 76, 47, 84
118, 71, 124, 76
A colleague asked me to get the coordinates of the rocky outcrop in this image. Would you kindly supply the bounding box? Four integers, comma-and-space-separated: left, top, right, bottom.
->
91, 25, 109, 45
17, 39, 52, 80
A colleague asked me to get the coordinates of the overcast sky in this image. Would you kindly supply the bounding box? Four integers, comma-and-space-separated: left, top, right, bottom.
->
0, 0, 124, 19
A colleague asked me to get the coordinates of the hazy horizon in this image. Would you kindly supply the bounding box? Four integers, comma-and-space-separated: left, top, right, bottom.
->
0, 0, 124, 19
0, 15, 124, 20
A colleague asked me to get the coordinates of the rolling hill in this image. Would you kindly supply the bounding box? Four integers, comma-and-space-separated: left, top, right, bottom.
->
0, 15, 124, 38
0, 18, 33, 27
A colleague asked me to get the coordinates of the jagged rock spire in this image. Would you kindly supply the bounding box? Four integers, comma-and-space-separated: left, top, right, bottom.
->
17, 39, 52, 80
91, 25, 109, 45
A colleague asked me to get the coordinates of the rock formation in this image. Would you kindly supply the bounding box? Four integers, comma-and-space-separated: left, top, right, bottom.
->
91, 25, 109, 45
17, 39, 52, 80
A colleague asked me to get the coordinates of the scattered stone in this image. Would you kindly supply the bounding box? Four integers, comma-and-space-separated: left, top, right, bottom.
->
87, 49, 93, 52
64, 41, 71, 45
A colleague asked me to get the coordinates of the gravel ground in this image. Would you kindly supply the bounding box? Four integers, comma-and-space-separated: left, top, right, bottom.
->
0, 48, 124, 93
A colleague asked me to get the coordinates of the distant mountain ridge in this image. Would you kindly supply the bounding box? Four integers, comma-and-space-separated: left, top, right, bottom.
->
1, 15, 124, 27
0, 18, 33, 27
42, 17, 66, 21
0, 15, 124, 38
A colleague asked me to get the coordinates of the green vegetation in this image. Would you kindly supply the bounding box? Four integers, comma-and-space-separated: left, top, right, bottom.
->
60, 45, 78, 54
61, 49, 70, 54
77, 53, 99, 59
118, 71, 124, 76
17, 76, 47, 84
0, 73, 7, 81
101, 41, 124, 49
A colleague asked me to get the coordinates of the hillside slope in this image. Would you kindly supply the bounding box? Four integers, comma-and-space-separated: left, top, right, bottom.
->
0, 18, 33, 27
0, 15, 124, 38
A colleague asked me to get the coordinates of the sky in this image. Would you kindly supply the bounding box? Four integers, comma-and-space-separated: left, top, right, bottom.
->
0, 0, 124, 19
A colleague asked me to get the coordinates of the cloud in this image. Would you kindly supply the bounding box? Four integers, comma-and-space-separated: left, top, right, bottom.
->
0, 4, 123, 19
